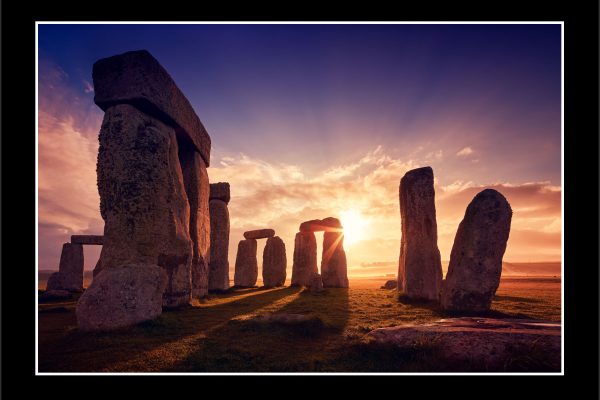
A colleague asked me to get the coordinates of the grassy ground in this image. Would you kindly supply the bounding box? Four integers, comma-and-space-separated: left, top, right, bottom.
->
38, 277, 561, 372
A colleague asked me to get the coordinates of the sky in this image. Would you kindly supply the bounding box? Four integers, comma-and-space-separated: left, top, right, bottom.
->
37, 23, 562, 277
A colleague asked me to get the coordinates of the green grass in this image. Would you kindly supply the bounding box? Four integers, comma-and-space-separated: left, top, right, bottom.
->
38, 277, 561, 372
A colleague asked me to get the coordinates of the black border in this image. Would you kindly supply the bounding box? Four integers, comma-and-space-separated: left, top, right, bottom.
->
1, 0, 598, 395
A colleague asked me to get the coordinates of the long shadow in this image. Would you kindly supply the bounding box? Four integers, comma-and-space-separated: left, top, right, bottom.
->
168, 286, 350, 372
38, 286, 300, 372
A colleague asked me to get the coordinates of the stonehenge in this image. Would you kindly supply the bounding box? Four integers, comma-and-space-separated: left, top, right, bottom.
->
208, 182, 231, 291
76, 264, 167, 331
397, 166, 443, 301
234, 238, 258, 287
262, 236, 287, 288
46, 235, 104, 292
234, 229, 286, 288
244, 229, 275, 240
77, 49, 212, 330
441, 189, 513, 313
291, 231, 318, 286
292, 217, 348, 288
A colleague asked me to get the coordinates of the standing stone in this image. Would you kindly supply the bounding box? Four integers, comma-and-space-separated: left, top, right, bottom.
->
77, 264, 167, 331
46, 243, 84, 292
321, 231, 349, 288
208, 199, 230, 291
180, 149, 210, 299
398, 166, 443, 301
262, 236, 287, 288
234, 239, 258, 287
441, 189, 513, 313
291, 232, 318, 287
93, 104, 193, 308
309, 273, 324, 292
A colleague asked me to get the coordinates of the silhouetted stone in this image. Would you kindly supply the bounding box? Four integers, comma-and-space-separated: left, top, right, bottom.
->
441, 189, 512, 313
381, 280, 398, 290
398, 166, 443, 301
291, 232, 318, 286
234, 239, 258, 287
299, 217, 343, 233
366, 318, 560, 371
77, 264, 167, 331
321, 232, 349, 288
180, 149, 210, 299
309, 273, 324, 292
47, 243, 84, 292
92, 50, 211, 166
244, 229, 275, 240
208, 199, 230, 291
71, 235, 103, 245
262, 236, 286, 287
209, 182, 230, 204
94, 104, 193, 308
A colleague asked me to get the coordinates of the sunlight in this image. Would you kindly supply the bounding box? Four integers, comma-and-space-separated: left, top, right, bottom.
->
340, 209, 368, 246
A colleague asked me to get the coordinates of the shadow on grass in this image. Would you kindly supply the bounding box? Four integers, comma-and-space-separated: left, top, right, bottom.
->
38, 286, 301, 372
167, 287, 350, 372
493, 295, 542, 303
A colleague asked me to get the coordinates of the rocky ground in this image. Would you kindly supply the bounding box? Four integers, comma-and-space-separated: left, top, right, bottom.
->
38, 276, 561, 372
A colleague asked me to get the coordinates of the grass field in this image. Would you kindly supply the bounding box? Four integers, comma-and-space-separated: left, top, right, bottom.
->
38, 276, 561, 373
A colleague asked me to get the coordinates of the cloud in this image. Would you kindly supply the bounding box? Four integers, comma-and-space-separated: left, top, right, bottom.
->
38, 58, 561, 276
456, 146, 474, 157
38, 59, 104, 270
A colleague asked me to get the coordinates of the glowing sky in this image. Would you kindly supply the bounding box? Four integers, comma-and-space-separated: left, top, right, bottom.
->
37, 23, 561, 277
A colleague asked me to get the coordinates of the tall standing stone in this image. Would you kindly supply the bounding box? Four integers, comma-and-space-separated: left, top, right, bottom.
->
78, 49, 213, 330
208, 182, 231, 291
441, 189, 513, 313
321, 231, 349, 288
180, 150, 210, 299
263, 236, 287, 288
398, 166, 443, 301
46, 243, 84, 292
291, 232, 318, 287
94, 104, 193, 307
234, 239, 258, 287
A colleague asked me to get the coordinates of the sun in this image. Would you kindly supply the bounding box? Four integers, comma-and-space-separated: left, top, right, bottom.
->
340, 210, 368, 246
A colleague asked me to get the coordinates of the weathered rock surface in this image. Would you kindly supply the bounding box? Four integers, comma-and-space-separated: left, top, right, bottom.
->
309, 273, 324, 292
262, 236, 287, 288
47, 243, 84, 292
71, 235, 103, 245
366, 318, 560, 371
209, 182, 230, 204
180, 149, 210, 299
291, 232, 318, 286
92, 50, 211, 166
40, 289, 72, 301
441, 189, 513, 312
76, 264, 168, 331
244, 229, 275, 240
46, 272, 65, 292
234, 239, 258, 287
94, 104, 193, 308
398, 166, 442, 301
381, 280, 398, 290
321, 232, 349, 288
208, 199, 230, 291
299, 217, 343, 233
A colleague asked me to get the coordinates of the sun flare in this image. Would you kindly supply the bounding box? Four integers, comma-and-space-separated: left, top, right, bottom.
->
340, 210, 368, 246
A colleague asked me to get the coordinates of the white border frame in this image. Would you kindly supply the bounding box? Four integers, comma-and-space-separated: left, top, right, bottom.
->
35, 21, 564, 376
